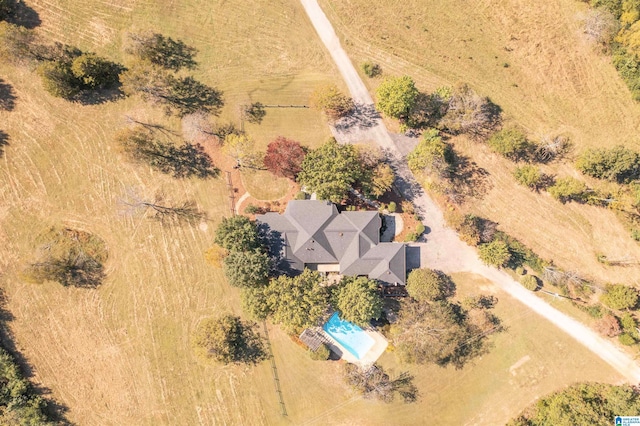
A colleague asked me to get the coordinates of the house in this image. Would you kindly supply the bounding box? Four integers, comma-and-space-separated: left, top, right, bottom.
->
256, 200, 406, 285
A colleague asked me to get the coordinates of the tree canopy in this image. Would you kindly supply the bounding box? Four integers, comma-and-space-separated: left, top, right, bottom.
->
407, 129, 452, 176
487, 127, 533, 161
547, 176, 587, 203
192, 315, 266, 364
600, 284, 639, 310
375, 75, 419, 120
513, 165, 543, 190
297, 138, 363, 203
257, 269, 329, 333
213, 215, 260, 253
333, 276, 383, 326
406, 268, 456, 302
263, 136, 306, 180
392, 300, 485, 367
310, 84, 354, 120
507, 382, 640, 426
126, 31, 198, 71
576, 145, 640, 183
478, 239, 511, 267
222, 249, 270, 288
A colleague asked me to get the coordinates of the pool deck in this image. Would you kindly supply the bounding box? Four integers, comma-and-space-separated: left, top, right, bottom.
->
322, 328, 388, 366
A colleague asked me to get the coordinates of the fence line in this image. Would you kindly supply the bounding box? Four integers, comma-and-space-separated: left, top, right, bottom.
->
262, 321, 287, 416
225, 171, 235, 216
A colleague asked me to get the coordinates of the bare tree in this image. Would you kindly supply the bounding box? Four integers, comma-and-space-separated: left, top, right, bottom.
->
343, 364, 418, 403
121, 187, 207, 224
181, 110, 217, 145
584, 8, 619, 48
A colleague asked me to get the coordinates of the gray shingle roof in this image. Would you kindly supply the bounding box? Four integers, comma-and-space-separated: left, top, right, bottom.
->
256, 200, 405, 285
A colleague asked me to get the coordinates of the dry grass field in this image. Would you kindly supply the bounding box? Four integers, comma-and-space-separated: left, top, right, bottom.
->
322, 0, 640, 284
0, 0, 632, 424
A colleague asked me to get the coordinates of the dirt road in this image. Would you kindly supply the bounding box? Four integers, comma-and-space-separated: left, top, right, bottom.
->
300, 0, 640, 381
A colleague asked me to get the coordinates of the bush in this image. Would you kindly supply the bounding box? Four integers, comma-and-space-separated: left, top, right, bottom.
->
244, 204, 261, 215
404, 232, 419, 242
487, 127, 533, 161
619, 333, 637, 346
478, 240, 511, 267
362, 61, 382, 78
294, 191, 307, 200
415, 223, 425, 235
548, 177, 587, 203
388, 201, 397, 213
513, 165, 543, 190
601, 284, 639, 310
406, 269, 455, 302
520, 275, 539, 291
309, 343, 330, 361
576, 145, 640, 183
595, 314, 622, 337
620, 312, 638, 337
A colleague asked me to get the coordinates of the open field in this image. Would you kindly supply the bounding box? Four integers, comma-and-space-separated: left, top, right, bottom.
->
321, 0, 640, 284
0, 0, 337, 424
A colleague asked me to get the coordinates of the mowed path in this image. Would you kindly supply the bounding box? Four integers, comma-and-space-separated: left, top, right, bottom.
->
300, 0, 640, 382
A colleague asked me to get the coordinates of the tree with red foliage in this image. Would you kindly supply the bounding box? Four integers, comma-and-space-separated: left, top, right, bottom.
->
264, 137, 306, 180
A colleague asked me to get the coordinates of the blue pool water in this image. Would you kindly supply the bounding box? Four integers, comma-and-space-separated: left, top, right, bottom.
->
323, 313, 375, 360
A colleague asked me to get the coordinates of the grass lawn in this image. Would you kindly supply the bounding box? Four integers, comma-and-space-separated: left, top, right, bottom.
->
321, 0, 640, 284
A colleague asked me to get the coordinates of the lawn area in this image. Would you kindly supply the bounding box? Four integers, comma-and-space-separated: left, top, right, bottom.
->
321, 0, 640, 284
278, 272, 622, 425
0, 0, 337, 424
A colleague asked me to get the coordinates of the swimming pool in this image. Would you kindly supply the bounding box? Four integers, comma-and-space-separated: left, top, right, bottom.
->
323, 312, 375, 360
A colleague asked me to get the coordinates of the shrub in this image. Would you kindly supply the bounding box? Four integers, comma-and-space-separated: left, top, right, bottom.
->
478, 240, 511, 267
619, 333, 637, 346
513, 165, 543, 190
415, 223, 425, 235
309, 343, 330, 361
407, 129, 452, 175
244, 204, 261, 215
310, 84, 354, 120
295, 191, 307, 200
487, 127, 533, 161
620, 312, 638, 337
404, 232, 419, 242
548, 177, 587, 203
520, 275, 539, 291
595, 314, 622, 337
576, 145, 640, 183
601, 284, 639, 310
362, 61, 382, 78
406, 269, 455, 302
388, 201, 397, 213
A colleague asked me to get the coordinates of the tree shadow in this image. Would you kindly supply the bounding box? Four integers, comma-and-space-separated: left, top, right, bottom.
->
76, 84, 125, 106
333, 102, 380, 132
4, 0, 41, 29
0, 79, 17, 111
0, 130, 8, 157
445, 151, 491, 204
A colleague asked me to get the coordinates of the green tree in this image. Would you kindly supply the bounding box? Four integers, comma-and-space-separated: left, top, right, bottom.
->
368, 163, 395, 197
487, 127, 533, 161
478, 240, 511, 267
192, 315, 266, 364
126, 31, 198, 71
519, 274, 539, 291
507, 382, 640, 426
70, 53, 122, 89
223, 249, 270, 288
297, 138, 363, 203
223, 133, 257, 168
576, 145, 640, 183
548, 176, 587, 203
213, 215, 260, 252
37, 59, 81, 99
600, 283, 639, 310
375, 75, 419, 120
333, 276, 383, 326
513, 165, 543, 190
406, 268, 456, 302
392, 300, 484, 367
262, 269, 328, 333
361, 61, 382, 78
407, 129, 452, 176
310, 84, 354, 120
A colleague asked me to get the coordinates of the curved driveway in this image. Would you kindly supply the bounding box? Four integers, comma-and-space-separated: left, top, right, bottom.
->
300, 0, 640, 381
